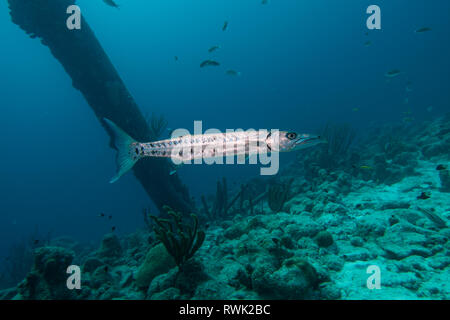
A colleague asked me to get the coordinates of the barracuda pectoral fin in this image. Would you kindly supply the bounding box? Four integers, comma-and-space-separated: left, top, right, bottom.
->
103, 118, 139, 183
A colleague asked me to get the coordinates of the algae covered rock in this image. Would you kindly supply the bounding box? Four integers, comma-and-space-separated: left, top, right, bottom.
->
149, 287, 181, 300
82, 257, 104, 273
97, 233, 122, 261
439, 169, 450, 192
33, 246, 74, 285
252, 257, 321, 299
17, 246, 76, 300
135, 243, 175, 289
314, 231, 334, 248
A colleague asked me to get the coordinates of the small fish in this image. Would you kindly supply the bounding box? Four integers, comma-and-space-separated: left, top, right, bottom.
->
174, 56, 178, 61
364, 40, 372, 47
104, 266, 109, 272
385, 69, 401, 78
225, 69, 241, 76
103, 119, 325, 182
352, 164, 372, 170
261, 0, 269, 4
200, 60, 220, 68
111, 226, 116, 232
415, 27, 431, 33
208, 45, 220, 53
417, 206, 447, 229
108, 215, 112, 220
222, 21, 228, 31
436, 164, 447, 171
103, 0, 119, 9
417, 191, 431, 200
33, 239, 39, 245
98, 213, 105, 217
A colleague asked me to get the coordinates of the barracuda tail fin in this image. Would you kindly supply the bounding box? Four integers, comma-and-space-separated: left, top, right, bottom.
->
103, 118, 138, 183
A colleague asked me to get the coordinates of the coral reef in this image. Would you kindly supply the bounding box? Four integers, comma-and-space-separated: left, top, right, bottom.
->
16, 246, 78, 300
135, 243, 175, 289
2, 115, 449, 300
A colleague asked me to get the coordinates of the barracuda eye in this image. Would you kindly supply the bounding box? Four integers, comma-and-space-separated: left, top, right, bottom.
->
286, 132, 297, 140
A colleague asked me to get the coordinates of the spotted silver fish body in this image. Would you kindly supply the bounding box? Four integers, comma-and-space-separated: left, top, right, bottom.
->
103, 118, 323, 183
130, 131, 272, 163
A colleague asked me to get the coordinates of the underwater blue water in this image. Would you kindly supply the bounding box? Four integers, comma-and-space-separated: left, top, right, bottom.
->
0, 0, 449, 279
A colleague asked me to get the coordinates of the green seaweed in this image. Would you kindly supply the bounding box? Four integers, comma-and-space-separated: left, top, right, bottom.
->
267, 179, 293, 213
150, 206, 205, 267
201, 177, 241, 219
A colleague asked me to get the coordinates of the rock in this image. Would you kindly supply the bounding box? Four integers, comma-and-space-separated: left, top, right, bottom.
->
314, 231, 334, 248
90, 266, 114, 290
422, 142, 448, 158
135, 243, 175, 289
147, 268, 178, 298
350, 237, 364, 247
149, 287, 181, 300
224, 223, 245, 240
252, 257, 320, 299
193, 280, 236, 299
0, 287, 18, 300
284, 217, 321, 240
82, 257, 104, 273
17, 246, 77, 300
356, 215, 388, 237
97, 233, 122, 260
439, 169, 450, 192
119, 272, 134, 288
342, 248, 375, 262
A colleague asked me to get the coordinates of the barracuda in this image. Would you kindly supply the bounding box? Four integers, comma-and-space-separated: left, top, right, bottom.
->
103, 118, 324, 183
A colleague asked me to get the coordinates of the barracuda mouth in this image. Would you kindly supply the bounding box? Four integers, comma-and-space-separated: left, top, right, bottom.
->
294, 135, 325, 147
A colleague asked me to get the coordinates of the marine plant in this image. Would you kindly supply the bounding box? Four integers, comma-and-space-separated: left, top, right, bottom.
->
149, 206, 205, 267
322, 123, 356, 156
202, 178, 269, 219
145, 112, 168, 140
201, 177, 242, 219
267, 179, 293, 213
142, 207, 153, 231
316, 122, 357, 169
